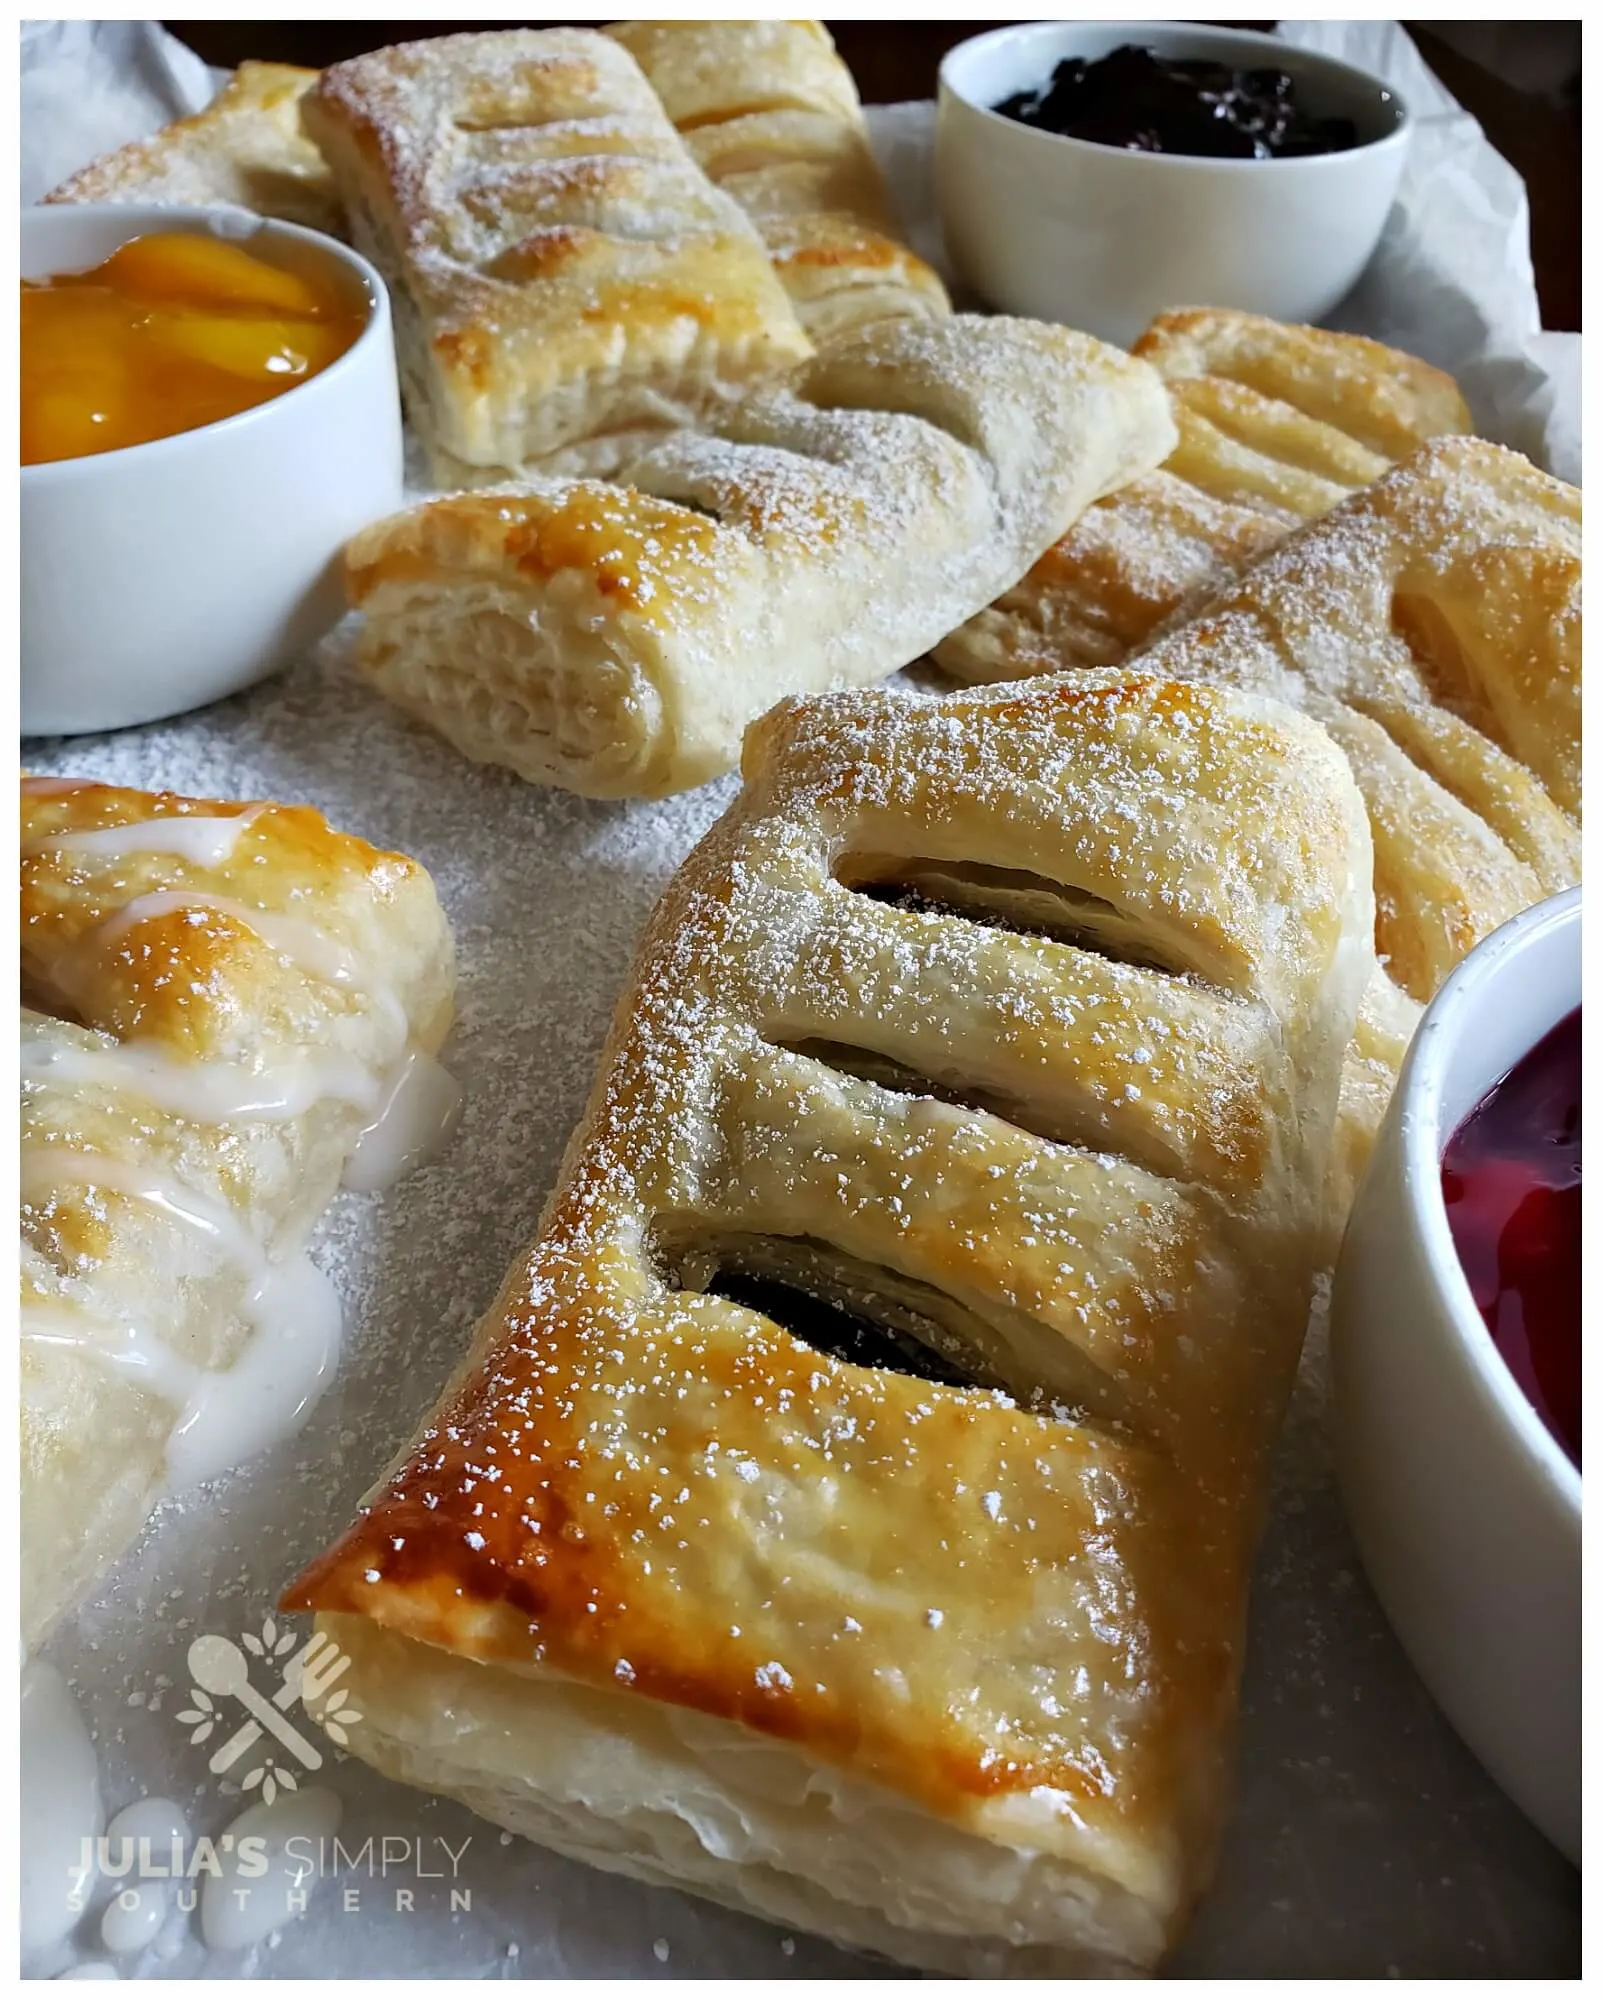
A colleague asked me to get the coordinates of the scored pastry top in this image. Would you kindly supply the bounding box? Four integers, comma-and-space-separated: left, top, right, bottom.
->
302, 27, 814, 475
936, 307, 1474, 685
288, 671, 1373, 1893
341, 312, 1177, 798
1127, 435, 1580, 1004
607, 18, 950, 340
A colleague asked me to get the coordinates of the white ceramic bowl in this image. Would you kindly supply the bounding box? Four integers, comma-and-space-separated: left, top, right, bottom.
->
936, 22, 1410, 347
1330, 889, 1580, 1862
22, 204, 403, 737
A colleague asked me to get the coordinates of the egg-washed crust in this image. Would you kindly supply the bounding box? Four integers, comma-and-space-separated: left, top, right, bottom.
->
44, 61, 346, 240
1106, 434, 1580, 1223
339, 312, 1176, 799
299, 27, 814, 480
286, 670, 1375, 1974
607, 19, 950, 343
935, 308, 1474, 685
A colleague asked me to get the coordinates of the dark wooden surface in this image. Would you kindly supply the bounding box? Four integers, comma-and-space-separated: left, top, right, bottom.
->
165, 19, 1580, 330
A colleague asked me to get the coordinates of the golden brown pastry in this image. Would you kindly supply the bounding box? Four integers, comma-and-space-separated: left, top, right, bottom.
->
1114, 435, 1581, 1213
20, 776, 456, 1646
285, 670, 1376, 1976
606, 19, 950, 342
45, 62, 346, 239
339, 312, 1175, 799
300, 27, 813, 481
936, 308, 1473, 685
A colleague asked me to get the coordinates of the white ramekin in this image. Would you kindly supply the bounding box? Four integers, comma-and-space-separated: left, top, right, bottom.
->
1330, 888, 1580, 1862
22, 203, 403, 736
936, 22, 1410, 347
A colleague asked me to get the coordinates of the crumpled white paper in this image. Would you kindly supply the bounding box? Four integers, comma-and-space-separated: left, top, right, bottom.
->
20, 18, 1580, 1984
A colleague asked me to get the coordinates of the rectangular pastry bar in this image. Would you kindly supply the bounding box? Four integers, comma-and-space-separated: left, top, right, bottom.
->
45, 61, 346, 240
286, 671, 1375, 1975
935, 308, 1473, 685
341, 312, 1175, 797
1109, 434, 1581, 1214
20, 777, 456, 1645
301, 27, 814, 479
607, 19, 950, 342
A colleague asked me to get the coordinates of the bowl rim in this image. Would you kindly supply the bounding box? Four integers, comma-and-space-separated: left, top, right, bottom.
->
21, 203, 393, 483
938, 18, 1411, 169
1398, 886, 1581, 1516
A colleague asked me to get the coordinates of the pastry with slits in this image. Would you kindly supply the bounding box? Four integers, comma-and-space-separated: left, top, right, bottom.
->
300, 27, 813, 481
1108, 434, 1580, 1215
340, 311, 1175, 798
606, 19, 950, 342
934, 307, 1473, 685
45, 61, 345, 239
284, 672, 1375, 1976
20, 776, 456, 1646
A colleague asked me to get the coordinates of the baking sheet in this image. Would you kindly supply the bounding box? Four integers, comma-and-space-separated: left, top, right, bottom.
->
20, 18, 1581, 1980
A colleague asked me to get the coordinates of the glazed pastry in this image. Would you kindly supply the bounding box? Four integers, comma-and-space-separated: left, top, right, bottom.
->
607, 19, 950, 342
300, 28, 813, 481
45, 62, 345, 239
20, 777, 456, 1646
285, 671, 1375, 1976
936, 308, 1472, 685
1117, 435, 1581, 1214
341, 313, 1175, 798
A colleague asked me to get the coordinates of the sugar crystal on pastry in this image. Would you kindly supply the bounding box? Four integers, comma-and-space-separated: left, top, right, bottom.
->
286, 669, 1376, 1976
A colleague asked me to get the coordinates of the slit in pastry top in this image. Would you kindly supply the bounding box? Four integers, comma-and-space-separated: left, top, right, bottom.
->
284, 671, 1375, 1978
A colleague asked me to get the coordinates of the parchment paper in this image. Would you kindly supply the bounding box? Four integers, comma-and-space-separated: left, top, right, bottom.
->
20, 19, 1581, 1981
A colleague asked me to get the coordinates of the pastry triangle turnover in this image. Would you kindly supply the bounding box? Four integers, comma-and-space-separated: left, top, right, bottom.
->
341, 313, 1175, 799
607, 19, 950, 342
935, 308, 1472, 686
286, 672, 1375, 1976
21, 777, 455, 1646
1107, 435, 1580, 1218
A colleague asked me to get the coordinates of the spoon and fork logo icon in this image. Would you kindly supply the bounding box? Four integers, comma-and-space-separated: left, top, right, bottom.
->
177, 1617, 361, 1804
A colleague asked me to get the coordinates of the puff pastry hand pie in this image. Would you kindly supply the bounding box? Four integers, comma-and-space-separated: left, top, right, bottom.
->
936, 308, 1473, 686
341, 312, 1175, 799
45, 62, 346, 240
301, 28, 813, 481
1116, 435, 1581, 1214
607, 19, 950, 343
286, 671, 1375, 1976
20, 777, 456, 1646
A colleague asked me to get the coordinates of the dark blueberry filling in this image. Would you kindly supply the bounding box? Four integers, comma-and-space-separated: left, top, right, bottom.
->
993, 44, 1361, 161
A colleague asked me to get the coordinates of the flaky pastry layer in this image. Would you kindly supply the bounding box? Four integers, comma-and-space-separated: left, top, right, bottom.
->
935, 308, 1473, 686
301, 27, 813, 478
287, 671, 1375, 1973
342, 312, 1176, 798
45, 61, 345, 239
607, 19, 950, 343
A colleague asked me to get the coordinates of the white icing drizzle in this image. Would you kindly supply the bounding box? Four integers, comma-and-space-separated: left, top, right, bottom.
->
23, 1035, 384, 1127
20, 805, 458, 1500
88, 890, 363, 989
343, 1045, 463, 1191
97, 1799, 189, 1960
34, 806, 267, 868
20, 1658, 104, 1966
21, 1151, 342, 1491
200, 1787, 342, 1953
